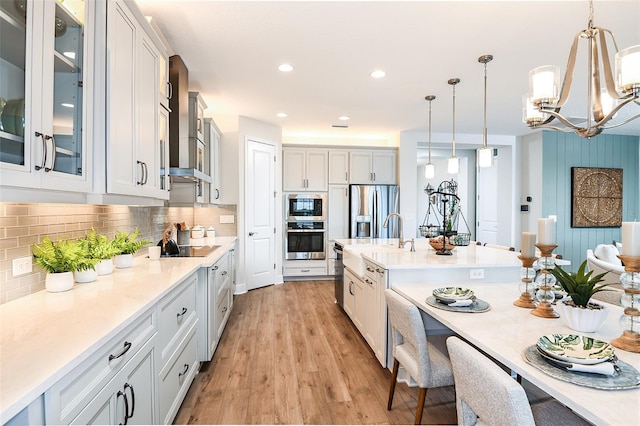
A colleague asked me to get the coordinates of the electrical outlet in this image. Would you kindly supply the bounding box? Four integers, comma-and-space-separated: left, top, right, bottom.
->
219, 215, 235, 224
12, 256, 33, 277
470, 268, 484, 280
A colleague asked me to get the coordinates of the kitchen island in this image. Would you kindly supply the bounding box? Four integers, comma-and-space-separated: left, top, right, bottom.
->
0, 237, 236, 425
334, 238, 522, 367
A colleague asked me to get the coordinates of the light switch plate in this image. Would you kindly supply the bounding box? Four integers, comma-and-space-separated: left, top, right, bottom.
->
220, 215, 235, 224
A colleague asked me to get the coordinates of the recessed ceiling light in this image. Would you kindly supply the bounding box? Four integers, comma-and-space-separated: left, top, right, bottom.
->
61, 103, 74, 108
277, 112, 288, 118
370, 70, 386, 79
338, 116, 350, 121
278, 63, 294, 72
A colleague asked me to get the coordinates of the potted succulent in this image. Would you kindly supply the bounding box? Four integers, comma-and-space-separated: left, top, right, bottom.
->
32, 237, 97, 292
111, 228, 151, 268
78, 228, 120, 277
550, 260, 610, 332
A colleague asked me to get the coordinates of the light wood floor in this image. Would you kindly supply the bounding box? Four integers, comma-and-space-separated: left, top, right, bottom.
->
174, 280, 457, 425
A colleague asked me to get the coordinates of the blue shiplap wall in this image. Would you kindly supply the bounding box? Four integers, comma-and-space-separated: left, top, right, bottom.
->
542, 131, 640, 270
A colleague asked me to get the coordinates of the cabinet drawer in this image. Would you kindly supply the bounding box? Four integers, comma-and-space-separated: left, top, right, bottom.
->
215, 287, 231, 339
215, 255, 231, 293
283, 266, 327, 276
158, 324, 198, 424
157, 273, 197, 365
45, 309, 156, 425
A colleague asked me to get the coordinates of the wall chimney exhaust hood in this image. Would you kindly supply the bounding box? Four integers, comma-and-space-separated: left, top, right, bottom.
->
168, 55, 212, 184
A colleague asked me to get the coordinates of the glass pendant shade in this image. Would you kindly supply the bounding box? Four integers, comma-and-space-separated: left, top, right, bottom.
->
522, 94, 547, 125
529, 65, 560, 105
478, 147, 492, 168
447, 156, 459, 174
616, 45, 640, 94
424, 163, 435, 179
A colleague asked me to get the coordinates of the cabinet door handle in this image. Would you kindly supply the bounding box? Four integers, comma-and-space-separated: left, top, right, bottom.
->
142, 162, 148, 185
349, 281, 354, 295
345, 172, 348, 181
373, 172, 376, 181
177, 307, 187, 318
109, 341, 132, 361
44, 135, 56, 172
369, 172, 373, 181
222, 306, 228, 313
124, 383, 135, 420
117, 390, 129, 425
136, 161, 144, 185
178, 363, 190, 378
215, 188, 220, 199
167, 81, 173, 100
34, 132, 47, 171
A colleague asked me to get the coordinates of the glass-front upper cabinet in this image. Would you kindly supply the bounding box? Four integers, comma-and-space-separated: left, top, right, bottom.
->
0, 0, 92, 192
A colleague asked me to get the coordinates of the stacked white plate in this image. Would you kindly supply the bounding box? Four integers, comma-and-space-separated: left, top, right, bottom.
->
432, 287, 475, 306
536, 334, 618, 375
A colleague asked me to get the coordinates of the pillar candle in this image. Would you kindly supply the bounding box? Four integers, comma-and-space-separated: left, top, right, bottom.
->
537, 218, 555, 245
521, 232, 536, 257
621, 222, 640, 256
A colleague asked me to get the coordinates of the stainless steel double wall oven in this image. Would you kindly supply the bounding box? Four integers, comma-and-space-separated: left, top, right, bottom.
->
284, 193, 326, 260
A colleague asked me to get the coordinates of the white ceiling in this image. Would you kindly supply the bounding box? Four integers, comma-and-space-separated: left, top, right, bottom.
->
136, 0, 640, 145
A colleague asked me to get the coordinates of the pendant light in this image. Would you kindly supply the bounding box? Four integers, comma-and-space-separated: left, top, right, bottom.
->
447, 78, 460, 174
424, 95, 436, 179
478, 54, 493, 168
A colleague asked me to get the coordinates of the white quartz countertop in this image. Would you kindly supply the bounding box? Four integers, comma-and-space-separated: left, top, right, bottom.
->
0, 237, 237, 423
336, 238, 521, 271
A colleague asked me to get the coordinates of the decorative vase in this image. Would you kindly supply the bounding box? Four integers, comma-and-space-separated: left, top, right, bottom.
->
113, 253, 133, 269
95, 259, 113, 275
74, 269, 97, 284
45, 271, 74, 293
558, 298, 609, 333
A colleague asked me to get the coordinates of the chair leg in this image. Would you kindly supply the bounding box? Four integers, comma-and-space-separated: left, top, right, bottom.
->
415, 387, 427, 425
387, 358, 399, 410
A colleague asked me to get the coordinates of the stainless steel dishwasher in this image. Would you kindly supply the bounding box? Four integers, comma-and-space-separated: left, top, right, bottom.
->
333, 242, 344, 308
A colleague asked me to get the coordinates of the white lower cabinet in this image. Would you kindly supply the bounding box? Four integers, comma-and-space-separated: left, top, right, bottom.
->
71, 337, 156, 425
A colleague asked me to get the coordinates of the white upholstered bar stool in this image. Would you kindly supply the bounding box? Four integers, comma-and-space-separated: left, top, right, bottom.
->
446, 336, 590, 426
384, 289, 454, 425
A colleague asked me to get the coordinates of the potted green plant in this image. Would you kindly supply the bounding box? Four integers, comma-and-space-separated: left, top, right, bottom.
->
550, 260, 611, 332
78, 228, 120, 276
32, 237, 97, 292
111, 228, 151, 268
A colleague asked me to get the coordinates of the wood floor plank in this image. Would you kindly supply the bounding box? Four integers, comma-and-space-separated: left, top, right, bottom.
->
173, 281, 458, 425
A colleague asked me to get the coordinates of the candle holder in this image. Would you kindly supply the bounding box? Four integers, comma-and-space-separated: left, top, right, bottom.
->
611, 256, 640, 353
514, 255, 538, 308
531, 244, 560, 318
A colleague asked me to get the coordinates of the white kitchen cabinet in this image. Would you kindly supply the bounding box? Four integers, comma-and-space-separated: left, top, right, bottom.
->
349, 149, 397, 184
71, 337, 156, 425
327, 184, 349, 242
198, 249, 234, 362
0, 0, 93, 193
343, 267, 357, 322
205, 118, 222, 204
343, 266, 365, 333
328, 150, 349, 184
45, 308, 157, 424
106, 0, 168, 200
364, 261, 386, 365
283, 148, 328, 191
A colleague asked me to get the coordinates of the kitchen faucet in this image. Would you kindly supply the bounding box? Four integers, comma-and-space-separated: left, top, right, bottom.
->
383, 213, 415, 252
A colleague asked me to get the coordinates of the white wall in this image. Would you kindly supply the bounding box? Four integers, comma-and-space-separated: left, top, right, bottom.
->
519, 132, 543, 235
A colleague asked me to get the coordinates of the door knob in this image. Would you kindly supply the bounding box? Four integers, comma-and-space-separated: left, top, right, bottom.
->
249, 232, 257, 236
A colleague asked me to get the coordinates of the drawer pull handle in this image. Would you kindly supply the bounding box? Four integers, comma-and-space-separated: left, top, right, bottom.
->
117, 390, 129, 425
177, 307, 188, 318
366, 266, 374, 272
109, 341, 132, 361
222, 306, 228, 313
221, 271, 228, 276
301, 269, 310, 272
212, 265, 219, 271
178, 363, 190, 378
124, 383, 135, 420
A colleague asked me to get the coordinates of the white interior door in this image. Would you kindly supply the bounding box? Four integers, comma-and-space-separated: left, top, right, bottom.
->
246, 140, 276, 290
476, 155, 498, 244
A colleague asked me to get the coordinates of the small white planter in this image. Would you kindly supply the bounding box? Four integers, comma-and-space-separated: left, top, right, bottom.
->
74, 269, 97, 284
559, 298, 609, 333
113, 253, 133, 269
45, 271, 74, 293
95, 259, 113, 275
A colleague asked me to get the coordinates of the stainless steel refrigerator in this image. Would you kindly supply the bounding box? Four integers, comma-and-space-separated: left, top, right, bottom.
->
349, 184, 400, 238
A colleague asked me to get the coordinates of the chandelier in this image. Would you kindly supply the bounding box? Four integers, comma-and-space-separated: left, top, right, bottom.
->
522, 0, 640, 138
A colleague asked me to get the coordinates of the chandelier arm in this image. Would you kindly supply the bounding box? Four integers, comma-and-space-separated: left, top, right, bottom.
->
555, 32, 582, 108
601, 112, 640, 129
530, 124, 576, 133
598, 29, 622, 98
595, 96, 640, 126
591, 34, 604, 124
536, 109, 584, 129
